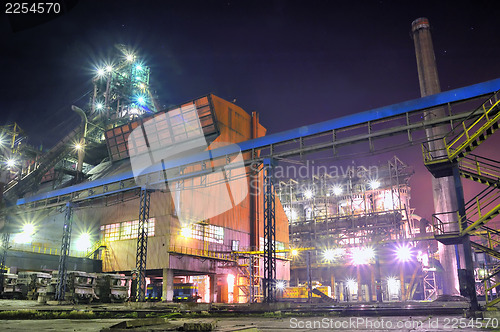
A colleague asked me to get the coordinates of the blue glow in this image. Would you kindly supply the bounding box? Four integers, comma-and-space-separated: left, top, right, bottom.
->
137, 96, 146, 105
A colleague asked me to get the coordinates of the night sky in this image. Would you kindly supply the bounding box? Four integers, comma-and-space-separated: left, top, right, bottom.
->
1, 0, 500, 219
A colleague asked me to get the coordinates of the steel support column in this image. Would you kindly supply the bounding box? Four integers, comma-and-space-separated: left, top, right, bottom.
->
136, 188, 151, 302
56, 202, 74, 301
453, 166, 479, 310
0, 232, 10, 294
263, 158, 276, 303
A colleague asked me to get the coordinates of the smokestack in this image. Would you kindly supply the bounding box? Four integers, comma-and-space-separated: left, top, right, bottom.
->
411, 18, 461, 296
412, 18, 441, 97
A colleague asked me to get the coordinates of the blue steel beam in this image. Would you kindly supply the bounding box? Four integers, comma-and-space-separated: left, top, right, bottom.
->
17, 77, 500, 206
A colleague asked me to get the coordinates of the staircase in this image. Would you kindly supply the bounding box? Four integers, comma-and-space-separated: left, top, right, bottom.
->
422, 91, 500, 177
422, 91, 500, 307
86, 240, 107, 259
459, 154, 500, 188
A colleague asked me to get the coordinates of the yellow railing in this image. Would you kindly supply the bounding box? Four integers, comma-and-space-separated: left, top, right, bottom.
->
446, 97, 500, 160
460, 155, 500, 181
168, 245, 235, 261
85, 240, 106, 258
9, 243, 88, 258
485, 280, 500, 307
422, 92, 500, 164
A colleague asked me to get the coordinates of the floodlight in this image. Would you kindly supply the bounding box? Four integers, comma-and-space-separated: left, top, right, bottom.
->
396, 244, 412, 262
346, 278, 357, 291
75, 233, 91, 251
369, 180, 380, 189
137, 96, 146, 105
6, 158, 16, 168
96, 103, 103, 110
22, 223, 35, 234
351, 247, 375, 265
14, 223, 35, 244
276, 281, 286, 290
387, 277, 399, 294
180, 227, 191, 238
96, 68, 105, 77
333, 185, 343, 196
304, 189, 313, 200
291, 249, 299, 257
106, 65, 113, 72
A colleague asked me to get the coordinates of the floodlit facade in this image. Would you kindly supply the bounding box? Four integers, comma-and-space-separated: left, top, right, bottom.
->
5, 93, 290, 303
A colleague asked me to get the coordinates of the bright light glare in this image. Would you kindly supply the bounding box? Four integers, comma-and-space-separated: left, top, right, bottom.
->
74, 143, 82, 151
346, 278, 357, 291
106, 65, 113, 72
139, 83, 146, 89
227, 274, 235, 293
291, 249, 299, 257
324, 248, 344, 261
96, 68, 105, 76
323, 249, 335, 261
276, 281, 286, 290
14, 223, 35, 244
126, 54, 135, 61
22, 224, 35, 234
369, 180, 380, 189
387, 277, 400, 294
137, 96, 146, 105
96, 103, 103, 110
75, 233, 92, 251
396, 244, 413, 262
136, 65, 143, 71
351, 247, 375, 265
6, 159, 16, 168
304, 189, 313, 200
180, 227, 191, 238
333, 185, 343, 196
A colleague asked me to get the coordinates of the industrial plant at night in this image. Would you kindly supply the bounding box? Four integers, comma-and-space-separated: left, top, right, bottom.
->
1, 2, 500, 330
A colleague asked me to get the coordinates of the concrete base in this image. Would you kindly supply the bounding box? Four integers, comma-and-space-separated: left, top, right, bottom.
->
162, 268, 174, 302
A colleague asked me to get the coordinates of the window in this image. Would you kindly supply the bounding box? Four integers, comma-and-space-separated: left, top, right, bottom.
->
232, 240, 239, 251
189, 223, 224, 244
100, 218, 155, 241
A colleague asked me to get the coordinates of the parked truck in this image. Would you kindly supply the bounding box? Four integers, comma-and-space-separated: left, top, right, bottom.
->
96, 274, 130, 302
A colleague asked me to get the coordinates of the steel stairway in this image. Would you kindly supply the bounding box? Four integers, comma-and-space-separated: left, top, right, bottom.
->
422, 91, 500, 177
422, 91, 500, 306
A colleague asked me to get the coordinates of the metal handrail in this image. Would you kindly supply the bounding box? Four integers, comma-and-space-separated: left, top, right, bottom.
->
446, 97, 500, 159
460, 154, 500, 182
168, 245, 235, 261
422, 91, 500, 163
445, 91, 499, 146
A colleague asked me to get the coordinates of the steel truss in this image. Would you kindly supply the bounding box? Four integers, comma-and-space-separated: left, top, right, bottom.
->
136, 188, 151, 302
56, 202, 74, 301
0, 232, 10, 293
14, 79, 500, 211
263, 158, 276, 302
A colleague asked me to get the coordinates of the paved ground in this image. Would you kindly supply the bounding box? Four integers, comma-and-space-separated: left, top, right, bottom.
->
0, 299, 496, 331
0, 315, 499, 331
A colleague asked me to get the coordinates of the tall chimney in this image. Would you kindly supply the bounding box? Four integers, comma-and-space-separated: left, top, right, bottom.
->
411, 17, 461, 296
